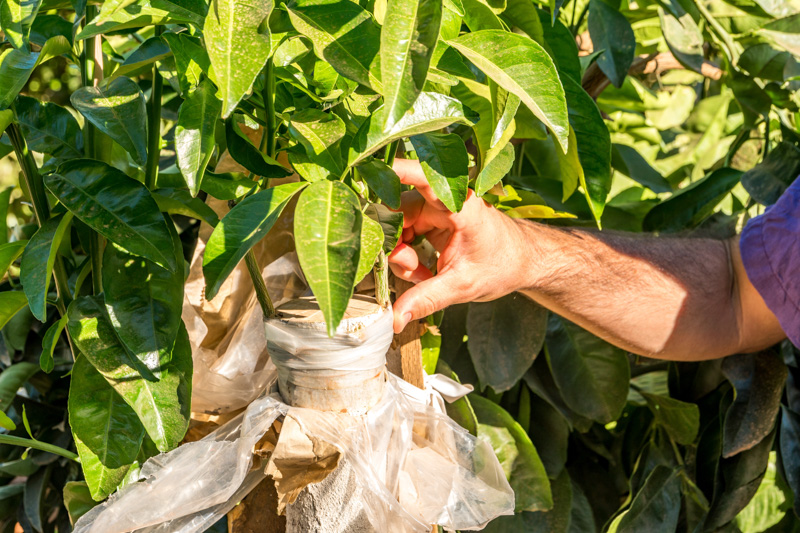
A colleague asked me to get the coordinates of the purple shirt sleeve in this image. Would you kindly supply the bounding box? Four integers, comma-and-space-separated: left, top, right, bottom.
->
740, 177, 800, 346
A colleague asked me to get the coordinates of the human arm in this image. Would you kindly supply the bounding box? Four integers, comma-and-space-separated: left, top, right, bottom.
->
389, 159, 785, 361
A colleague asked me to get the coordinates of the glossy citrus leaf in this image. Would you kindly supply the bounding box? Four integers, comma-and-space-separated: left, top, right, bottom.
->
476, 142, 515, 196
20, 212, 73, 321
151, 188, 219, 227
354, 215, 383, 284
410, 132, 469, 212
67, 296, 193, 452
102, 229, 183, 369
448, 30, 569, 153
225, 118, 291, 178
0, 360, 37, 412
14, 95, 83, 160
471, 394, 553, 512
0, 240, 26, 278
0, 0, 43, 49
740, 142, 800, 206
0, 36, 70, 110
467, 293, 547, 393
68, 355, 145, 501
365, 203, 403, 253
288, 109, 346, 178
63, 481, 99, 525
40, 314, 67, 373
205, 0, 273, 118
161, 31, 210, 96
355, 158, 402, 210
659, 7, 704, 74
70, 77, 148, 165
0, 291, 29, 332
380, 0, 442, 131
203, 182, 307, 300
640, 391, 700, 445
609, 466, 681, 533
294, 180, 362, 336
175, 79, 221, 196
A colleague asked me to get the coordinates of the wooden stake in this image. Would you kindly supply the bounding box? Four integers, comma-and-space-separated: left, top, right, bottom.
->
389, 278, 425, 389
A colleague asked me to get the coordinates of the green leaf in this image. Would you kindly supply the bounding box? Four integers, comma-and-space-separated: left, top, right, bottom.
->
45, 159, 176, 271
0, 109, 12, 135
760, 14, 800, 57
380, 0, 442, 131
502, 0, 545, 45
0, 291, 29, 332
0, 187, 12, 245
365, 203, 403, 253
14, 96, 83, 160
348, 91, 475, 166
0, 0, 43, 49
294, 180, 362, 336
199, 171, 257, 200
643, 168, 743, 232
730, 72, 772, 130
205, 0, 274, 118
67, 296, 193, 452
476, 142, 515, 196
0, 240, 26, 278
0, 36, 70, 110
175, 80, 221, 196
587, 0, 635, 88
0, 410, 15, 430
546, 314, 629, 424
549, 0, 565, 23
68, 355, 144, 501
482, 469, 573, 532
410, 132, 469, 212
740, 142, 800, 206
63, 482, 99, 526
640, 391, 700, 445
287, 0, 382, 91
225, 118, 291, 178
70, 77, 148, 165
448, 30, 569, 153
161, 32, 210, 96
739, 43, 795, 82
0, 360, 37, 412
288, 109, 346, 178
611, 144, 670, 194
355, 158, 402, 210
151, 188, 220, 226
203, 182, 306, 299
24, 462, 49, 532
79, 0, 205, 38
780, 407, 800, 516
109, 35, 172, 81
102, 231, 183, 369
471, 394, 552, 512
461, 0, 504, 31
355, 216, 384, 284
20, 212, 72, 322
563, 75, 612, 223
467, 293, 547, 392
721, 351, 787, 458
610, 466, 681, 533
40, 314, 67, 374
538, 11, 581, 84
659, 8, 704, 74
735, 452, 787, 533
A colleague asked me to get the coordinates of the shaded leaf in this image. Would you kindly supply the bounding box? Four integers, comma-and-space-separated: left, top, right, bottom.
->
225, 118, 291, 178
0, 360, 37, 412
779, 407, 800, 516
467, 293, 547, 392
640, 391, 700, 445
546, 314, 629, 423
659, 8, 704, 73
294, 180, 362, 335
365, 203, 403, 253
45, 159, 176, 271
588, 0, 635, 88
609, 466, 681, 533
355, 158, 402, 209
109, 35, 172, 81
0, 291, 29, 332
20, 212, 73, 321
203, 182, 306, 299
63, 482, 99, 525
70, 77, 148, 165
476, 142, 515, 196
0, 240, 27, 278
68, 355, 144, 501
23, 462, 49, 532
355, 216, 383, 284
0, 0, 43, 49
410, 132, 469, 212
175, 79, 221, 196
204, 0, 274, 118
643, 168, 743, 232
40, 314, 67, 373
611, 144, 671, 194
471, 394, 553, 512
151, 188, 220, 226
741, 142, 800, 206
482, 469, 572, 532
0, 36, 71, 110
161, 31, 210, 96
14, 96, 83, 160
289, 109, 346, 178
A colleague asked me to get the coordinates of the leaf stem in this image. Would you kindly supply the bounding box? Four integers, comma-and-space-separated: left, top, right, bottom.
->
145, 26, 164, 191
374, 250, 390, 308
6, 123, 72, 314
245, 251, 276, 319
0, 434, 79, 461
385, 140, 400, 167
264, 58, 277, 159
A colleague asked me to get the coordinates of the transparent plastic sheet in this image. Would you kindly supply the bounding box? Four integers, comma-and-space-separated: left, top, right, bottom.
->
74, 373, 514, 533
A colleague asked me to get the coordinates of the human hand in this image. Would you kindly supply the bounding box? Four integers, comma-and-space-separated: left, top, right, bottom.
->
389, 159, 528, 333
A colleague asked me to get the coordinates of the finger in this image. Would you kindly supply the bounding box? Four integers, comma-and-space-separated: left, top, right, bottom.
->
402, 227, 415, 243
393, 159, 447, 210
389, 261, 433, 284
392, 272, 464, 333
388, 242, 419, 272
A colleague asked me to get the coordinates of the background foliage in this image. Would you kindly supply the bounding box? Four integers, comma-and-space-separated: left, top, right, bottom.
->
0, 0, 799, 531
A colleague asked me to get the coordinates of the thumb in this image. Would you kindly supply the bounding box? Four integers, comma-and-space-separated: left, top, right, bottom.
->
392, 272, 463, 333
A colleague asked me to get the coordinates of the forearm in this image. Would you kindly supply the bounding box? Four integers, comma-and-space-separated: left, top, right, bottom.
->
510, 220, 770, 361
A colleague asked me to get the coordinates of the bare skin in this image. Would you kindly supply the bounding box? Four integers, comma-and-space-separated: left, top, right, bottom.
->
389, 159, 785, 361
